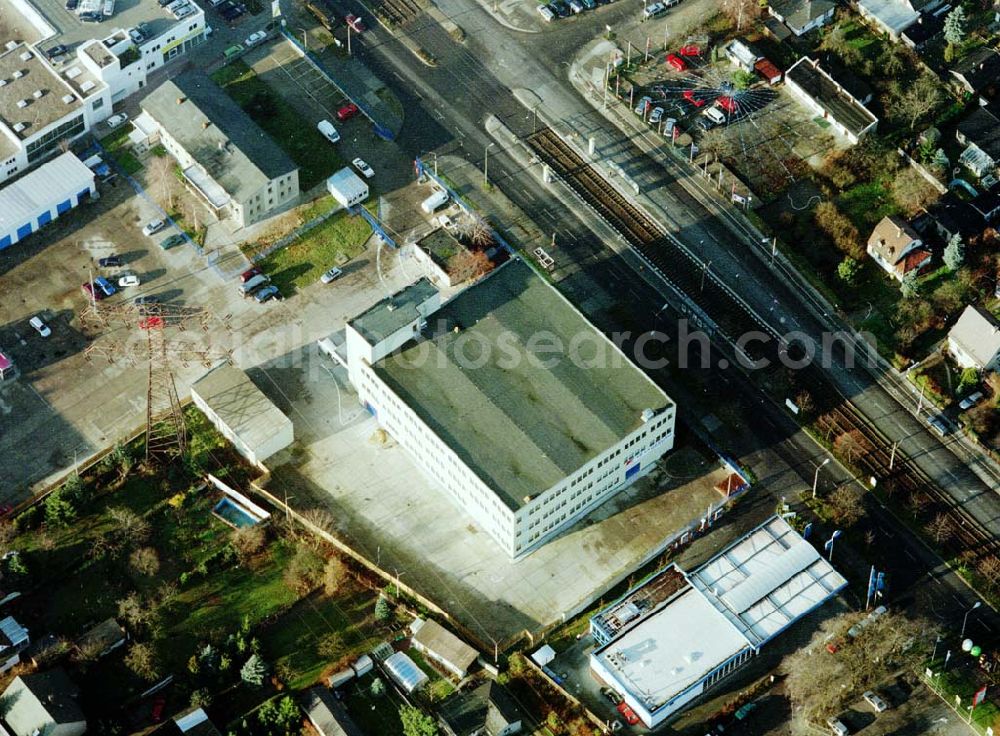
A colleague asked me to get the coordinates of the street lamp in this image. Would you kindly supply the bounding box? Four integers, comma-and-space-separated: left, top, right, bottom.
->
812, 457, 831, 499
700, 260, 712, 293
961, 601, 982, 639
484, 142, 495, 187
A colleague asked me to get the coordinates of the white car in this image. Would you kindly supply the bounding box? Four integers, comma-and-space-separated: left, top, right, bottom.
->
320, 267, 343, 284
118, 273, 140, 288
959, 391, 984, 410
537, 3, 555, 20
649, 106, 663, 124
633, 95, 652, 115
29, 315, 51, 338
352, 157, 374, 179
105, 113, 129, 129
142, 219, 165, 236
244, 30, 267, 48
317, 119, 341, 144
862, 690, 888, 713
642, 1, 665, 18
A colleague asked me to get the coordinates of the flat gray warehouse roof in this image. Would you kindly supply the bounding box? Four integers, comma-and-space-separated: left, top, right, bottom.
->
375, 259, 671, 509
191, 363, 292, 454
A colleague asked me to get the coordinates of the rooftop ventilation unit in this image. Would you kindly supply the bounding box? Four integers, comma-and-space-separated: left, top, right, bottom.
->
80, 80, 96, 92
61, 94, 74, 104
16, 99, 29, 109
20, 51, 33, 61
65, 66, 82, 79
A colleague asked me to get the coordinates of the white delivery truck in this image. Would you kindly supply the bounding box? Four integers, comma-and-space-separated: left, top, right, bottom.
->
420, 189, 449, 214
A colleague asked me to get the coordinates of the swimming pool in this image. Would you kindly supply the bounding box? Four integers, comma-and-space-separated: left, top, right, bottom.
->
213, 497, 265, 528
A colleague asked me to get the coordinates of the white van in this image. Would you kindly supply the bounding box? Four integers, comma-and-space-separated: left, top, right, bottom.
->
826, 718, 849, 736
420, 189, 449, 214
238, 273, 270, 296
317, 120, 340, 144
703, 106, 727, 126
103, 0, 115, 16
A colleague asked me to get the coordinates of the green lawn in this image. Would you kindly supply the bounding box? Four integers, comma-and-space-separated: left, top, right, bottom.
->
254, 203, 373, 295
101, 127, 143, 175
406, 648, 455, 702
837, 182, 901, 233
344, 674, 407, 735
211, 60, 344, 190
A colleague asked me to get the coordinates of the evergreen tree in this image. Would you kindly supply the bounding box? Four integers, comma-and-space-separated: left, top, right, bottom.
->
944, 6, 966, 46
944, 233, 964, 270
374, 596, 391, 621
240, 654, 267, 686
901, 271, 921, 298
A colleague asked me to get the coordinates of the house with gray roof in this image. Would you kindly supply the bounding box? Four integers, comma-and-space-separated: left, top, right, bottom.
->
301, 688, 364, 736
785, 57, 879, 143
768, 0, 835, 36
410, 618, 479, 678
139, 71, 299, 229
439, 682, 523, 736
948, 305, 1000, 372
950, 47, 1000, 103
1, 669, 86, 736
956, 105, 1000, 178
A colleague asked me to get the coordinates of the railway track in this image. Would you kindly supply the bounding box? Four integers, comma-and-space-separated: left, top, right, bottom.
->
374, 0, 423, 25
525, 128, 772, 359
527, 125, 999, 570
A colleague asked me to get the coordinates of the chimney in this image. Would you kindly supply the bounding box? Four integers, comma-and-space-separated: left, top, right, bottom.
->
175, 96, 185, 104
201, 121, 210, 129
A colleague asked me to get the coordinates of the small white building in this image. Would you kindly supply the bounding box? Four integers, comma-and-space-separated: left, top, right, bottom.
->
785, 57, 879, 144
0, 152, 96, 250
948, 305, 1000, 372
326, 167, 369, 209
191, 363, 294, 467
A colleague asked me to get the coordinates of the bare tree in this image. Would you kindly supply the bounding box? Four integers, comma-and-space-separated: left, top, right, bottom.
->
148, 155, 178, 213
129, 547, 160, 576
124, 642, 160, 682
892, 168, 940, 214
925, 513, 953, 545
448, 250, 494, 284
457, 212, 495, 249
978, 556, 1000, 591
906, 491, 930, 520
827, 486, 865, 527
323, 556, 351, 597
720, 0, 760, 29
833, 429, 866, 463
887, 73, 943, 131
109, 507, 151, 547
231, 525, 267, 565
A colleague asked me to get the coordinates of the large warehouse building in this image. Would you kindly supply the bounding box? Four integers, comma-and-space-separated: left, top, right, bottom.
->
590, 516, 846, 727
0, 152, 95, 250
335, 258, 676, 558
191, 363, 293, 467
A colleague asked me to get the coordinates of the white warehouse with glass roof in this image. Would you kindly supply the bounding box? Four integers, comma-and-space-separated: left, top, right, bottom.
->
590, 516, 847, 728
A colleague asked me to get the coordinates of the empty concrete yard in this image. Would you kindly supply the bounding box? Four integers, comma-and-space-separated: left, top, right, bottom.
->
257, 344, 730, 646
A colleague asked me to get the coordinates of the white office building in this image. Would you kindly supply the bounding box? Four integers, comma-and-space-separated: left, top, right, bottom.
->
0, 151, 95, 250
333, 258, 676, 558
0, 0, 207, 184
590, 516, 847, 727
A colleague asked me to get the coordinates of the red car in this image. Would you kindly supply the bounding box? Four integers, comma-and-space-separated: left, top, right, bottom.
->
682, 88, 706, 107
240, 266, 262, 283
345, 13, 365, 31
665, 53, 687, 72
678, 44, 700, 56
337, 103, 359, 121
81, 282, 106, 300
716, 95, 737, 113
617, 701, 641, 726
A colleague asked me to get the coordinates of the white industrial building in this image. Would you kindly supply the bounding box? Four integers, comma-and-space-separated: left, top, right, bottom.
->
0, 152, 95, 250
0, 0, 208, 184
590, 516, 847, 727
139, 72, 299, 229
326, 167, 369, 209
332, 258, 676, 558
191, 363, 294, 467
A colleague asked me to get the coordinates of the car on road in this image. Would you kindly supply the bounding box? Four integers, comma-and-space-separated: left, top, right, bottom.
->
345, 13, 365, 31
240, 266, 263, 283
959, 391, 985, 411
642, 1, 665, 18
649, 106, 663, 124
118, 273, 140, 288
254, 284, 281, 303
337, 103, 359, 122
683, 88, 706, 107
46, 44, 69, 59
29, 316, 51, 337
665, 52, 686, 71
537, 4, 555, 20
105, 113, 129, 129
352, 157, 375, 178
320, 266, 344, 284
243, 30, 266, 47
79, 11, 102, 22
160, 234, 186, 250
142, 219, 166, 236
94, 276, 117, 297
927, 413, 949, 436
317, 119, 341, 143
98, 255, 123, 268
862, 691, 888, 713
633, 95, 652, 115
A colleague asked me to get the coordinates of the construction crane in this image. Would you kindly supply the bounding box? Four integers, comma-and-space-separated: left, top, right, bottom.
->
79, 296, 228, 461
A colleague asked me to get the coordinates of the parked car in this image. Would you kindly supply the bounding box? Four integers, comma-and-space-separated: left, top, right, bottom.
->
700, 106, 726, 129
65, 0, 79, 10
240, 266, 262, 283
134, 295, 160, 306
616, 702, 640, 726
959, 391, 985, 411
633, 95, 652, 115
550, 0, 570, 16
79, 11, 102, 22
118, 273, 140, 288
94, 276, 117, 297
678, 43, 700, 56
317, 119, 341, 143
243, 30, 266, 47
223, 44, 243, 60
239, 274, 270, 296
46, 44, 69, 59
29, 316, 51, 337
649, 106, 663, 124
826, 717, 849, 736
663, 117, 677, 136
345, 13, 365, 31
601, 687, 622, 704
665, 53, 686, 71
337, 103, 359, 122
928, 413, 949, 436
142, 219, 165, 236
642, 2, 665, 18
862, 691, 888, 713
254, 284, 281, 303
683, 88, 706, 107
98, 255, 123, 268
159, 234, 186, 250
567, 0, 583, 12
580, 0, 596, 8
537, 4, 555, 20
716, 95, 737, 114
82, 282, 102, 300
352, 157, 375, 178
320, 267, 344, 284
105, 113, 129, 129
